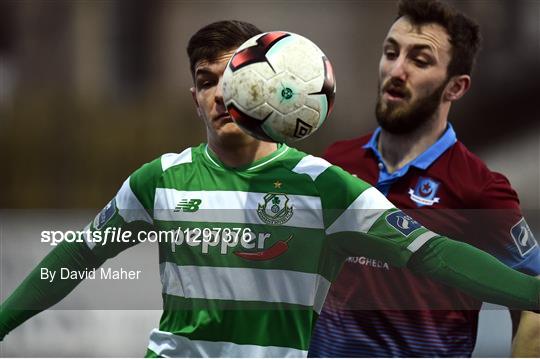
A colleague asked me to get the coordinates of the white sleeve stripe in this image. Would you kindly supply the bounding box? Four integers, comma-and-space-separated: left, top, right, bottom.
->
116, 178, 153, 224
326, 187, 395, 235
161, 148, 192, 171
291, 155, 332, 181
406, 231, 439, 253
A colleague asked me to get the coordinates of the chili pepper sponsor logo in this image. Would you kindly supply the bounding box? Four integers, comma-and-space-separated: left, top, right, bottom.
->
174, 199, 202, 212
257, 193, 294, 225
235, 235, 293, 261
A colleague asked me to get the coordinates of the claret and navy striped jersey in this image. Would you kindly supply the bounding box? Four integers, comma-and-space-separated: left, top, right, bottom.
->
84, 143, 441, 357
309, 126, 540, 357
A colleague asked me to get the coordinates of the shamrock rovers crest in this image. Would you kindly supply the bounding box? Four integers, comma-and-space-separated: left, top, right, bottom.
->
257, 193, 294, 225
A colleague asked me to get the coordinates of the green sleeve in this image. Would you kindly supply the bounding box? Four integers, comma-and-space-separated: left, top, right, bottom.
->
89, 157, 162, 260
408, 236, 540, 311
318, 166, 539, 311
0, 240, 105, 340
0, 156, 164, 341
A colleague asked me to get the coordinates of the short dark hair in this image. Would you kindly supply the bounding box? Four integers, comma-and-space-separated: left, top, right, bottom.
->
187, 20, 262, 79
397, 0, 481, 77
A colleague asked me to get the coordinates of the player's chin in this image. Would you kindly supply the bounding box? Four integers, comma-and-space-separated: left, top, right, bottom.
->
217, 123, 257, 143
216, 121, 243, 135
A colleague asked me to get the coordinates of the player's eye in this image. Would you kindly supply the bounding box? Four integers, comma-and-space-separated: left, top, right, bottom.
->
412, 56, 433, 68
384, 49, 398, 60
414, 58, 429, 67
197, 79, 216, 90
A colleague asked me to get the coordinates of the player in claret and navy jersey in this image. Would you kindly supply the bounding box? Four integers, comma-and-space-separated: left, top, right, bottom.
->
309, 0, 540, 357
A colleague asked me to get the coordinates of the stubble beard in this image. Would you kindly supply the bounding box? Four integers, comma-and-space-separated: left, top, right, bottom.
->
211, 121, 257, 148
375, 80, 447, 135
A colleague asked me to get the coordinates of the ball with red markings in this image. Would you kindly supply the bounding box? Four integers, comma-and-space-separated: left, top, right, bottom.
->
222, 31, 336, 143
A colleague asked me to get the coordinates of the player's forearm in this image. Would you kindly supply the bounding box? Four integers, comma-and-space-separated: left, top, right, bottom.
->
0, 240, 105, 340
407, 237, 540, 311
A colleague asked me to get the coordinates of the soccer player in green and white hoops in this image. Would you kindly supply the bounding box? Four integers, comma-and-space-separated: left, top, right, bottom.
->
1, 20, 539, 357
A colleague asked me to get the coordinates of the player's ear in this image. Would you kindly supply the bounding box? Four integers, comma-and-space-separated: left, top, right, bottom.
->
190, 87, 203, 118
444, 75, 471, 102
190, 87, 198, 105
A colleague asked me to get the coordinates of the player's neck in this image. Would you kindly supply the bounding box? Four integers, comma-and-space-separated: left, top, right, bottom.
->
209, 140, 279, 168
378, 113, 447, 174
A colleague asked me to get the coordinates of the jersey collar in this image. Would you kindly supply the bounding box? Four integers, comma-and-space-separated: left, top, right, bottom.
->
204, 143, 289, 172
362, 124, 457, 186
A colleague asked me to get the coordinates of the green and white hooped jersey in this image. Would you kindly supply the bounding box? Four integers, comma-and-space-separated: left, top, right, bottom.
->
85, 143, 440, 358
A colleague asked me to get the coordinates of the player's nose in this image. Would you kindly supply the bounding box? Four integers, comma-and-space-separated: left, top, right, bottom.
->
388, 56, 408, 81
215, 76, 225, 102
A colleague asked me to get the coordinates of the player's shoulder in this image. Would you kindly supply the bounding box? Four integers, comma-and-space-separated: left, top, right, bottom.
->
445, 141, 488, 168
444, 141, 510, 182
285, 146, 371, 190
280, 146, 333, 181
160, 145, 201, 172
130, 144, 204, 185
143, 144, 206, 174
440, 141, 517, 204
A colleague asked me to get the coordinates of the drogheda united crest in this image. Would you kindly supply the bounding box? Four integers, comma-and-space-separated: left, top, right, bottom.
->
257, 193, 294, 225
408, 176, 440, 207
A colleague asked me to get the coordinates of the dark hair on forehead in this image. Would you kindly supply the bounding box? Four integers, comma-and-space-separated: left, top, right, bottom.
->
397, 0, 481, 77
187, 20, 262, 79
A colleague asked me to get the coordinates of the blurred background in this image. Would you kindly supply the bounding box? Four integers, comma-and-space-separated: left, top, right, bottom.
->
0, 0, 538, 209
0, 0, 539, 357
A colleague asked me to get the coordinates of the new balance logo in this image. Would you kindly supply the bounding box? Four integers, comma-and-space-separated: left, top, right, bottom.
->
174, 199, 202, 212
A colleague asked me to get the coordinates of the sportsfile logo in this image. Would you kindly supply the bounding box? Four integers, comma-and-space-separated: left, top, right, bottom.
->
174, 199, 202, 213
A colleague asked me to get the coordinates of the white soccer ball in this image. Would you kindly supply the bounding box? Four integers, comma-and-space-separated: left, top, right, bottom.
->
222, 31, 336, 143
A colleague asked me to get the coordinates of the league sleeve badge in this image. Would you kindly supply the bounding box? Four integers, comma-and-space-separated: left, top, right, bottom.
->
93, 198, 117, 230
408, 177, 441, 207
510, 217, 538, 257
385, 210, 422, 236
